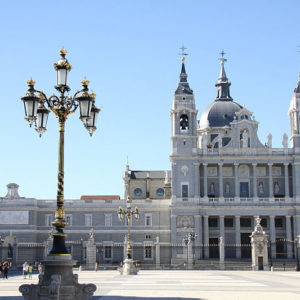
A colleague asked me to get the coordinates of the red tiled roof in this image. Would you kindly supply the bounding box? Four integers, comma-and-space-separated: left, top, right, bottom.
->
80, 195, 120, 200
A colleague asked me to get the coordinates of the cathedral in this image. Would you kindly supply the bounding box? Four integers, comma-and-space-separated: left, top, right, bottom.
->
1, 54, 300, 268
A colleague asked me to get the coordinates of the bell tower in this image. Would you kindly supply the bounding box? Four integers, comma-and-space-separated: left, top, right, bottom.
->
289, 73, 300, 151
170, 49, 199, 203
170, 56, 198, 156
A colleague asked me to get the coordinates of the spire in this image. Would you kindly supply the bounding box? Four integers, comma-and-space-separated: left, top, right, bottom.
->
175, 49, 193, 95
215, 49, 232, 101
294, 73, 300, 93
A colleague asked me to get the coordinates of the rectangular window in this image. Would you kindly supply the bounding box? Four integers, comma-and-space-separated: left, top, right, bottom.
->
105, 214, 112, 227
240, 217, 252, 228
182, 184, 189, 199
144, 246, 152, 259
66, 215, 72, 226
85, 214, 92, 227
104, 246, 112, 259
225, 217, 233, 227
45, 215, 52, 227
209, 217, 218, 228
261, 218, 267, 228
145, 214, 152, 226
275, 217, 283, 228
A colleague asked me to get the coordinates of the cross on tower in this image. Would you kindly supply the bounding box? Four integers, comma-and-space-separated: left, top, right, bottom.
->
219, 49, 227, 64
179, 45, 188, 57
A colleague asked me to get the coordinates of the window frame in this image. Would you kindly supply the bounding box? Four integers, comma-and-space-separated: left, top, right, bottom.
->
145, 214, 152, 227
105, 214, 112, 227
144, 245, 153, 259
85, 214, 93, 227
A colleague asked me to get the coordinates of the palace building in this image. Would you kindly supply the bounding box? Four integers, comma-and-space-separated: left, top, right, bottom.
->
1, 55, 300, 268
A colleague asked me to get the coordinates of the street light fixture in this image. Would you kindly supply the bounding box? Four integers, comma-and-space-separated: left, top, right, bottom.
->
118, 197, 139, 260
296, 235, 300, 271
183, 232, 197, 269
19, 48, 98, 300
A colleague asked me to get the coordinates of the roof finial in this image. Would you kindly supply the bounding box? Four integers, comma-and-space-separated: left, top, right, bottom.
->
219, 49, 227, 65
179, 45, 188, 62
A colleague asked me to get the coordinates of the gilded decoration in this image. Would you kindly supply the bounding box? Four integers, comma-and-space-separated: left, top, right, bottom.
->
176, 215, 194, 228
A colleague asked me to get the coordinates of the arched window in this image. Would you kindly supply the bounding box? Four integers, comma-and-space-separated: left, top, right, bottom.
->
180, 114, 189, 130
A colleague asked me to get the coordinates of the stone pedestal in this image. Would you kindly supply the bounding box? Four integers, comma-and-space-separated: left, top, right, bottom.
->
86, 229, 96, 270
187, 243, 193, 269
219, 236, 225, 270
19, 255, 96, 300
119, 258, 138, 275
155, 236, 161, 269
250, 217, 269, 271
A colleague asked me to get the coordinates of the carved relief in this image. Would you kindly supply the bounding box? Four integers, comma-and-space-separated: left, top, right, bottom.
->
257, 242, 264, 255
181, 165, 189, 176
207, 167, 217, 177
272, 167, 281, 176
223, 167, 233, 176
257, 167, 266, 177
238, 165, 249, 177
176, 215, 194, 228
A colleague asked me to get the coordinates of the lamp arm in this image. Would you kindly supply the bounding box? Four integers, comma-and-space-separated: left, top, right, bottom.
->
67, 90, 82, 114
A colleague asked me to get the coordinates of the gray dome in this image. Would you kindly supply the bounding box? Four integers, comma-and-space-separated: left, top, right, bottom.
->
199, 100, 242, 129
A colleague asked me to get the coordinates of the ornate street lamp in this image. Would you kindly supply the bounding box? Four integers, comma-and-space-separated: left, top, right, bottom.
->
296, 235, 300, 271
19, 48, 98, 300
118, 197, 139, 260
118, 196, 139, 275
183, 232, 197, 269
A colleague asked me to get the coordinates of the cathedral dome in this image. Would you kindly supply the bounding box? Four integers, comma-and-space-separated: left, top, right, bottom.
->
199, 100, 242, 129
199, 56, 242, 129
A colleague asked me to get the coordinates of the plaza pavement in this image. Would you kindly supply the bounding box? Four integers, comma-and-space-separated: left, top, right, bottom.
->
1, 270, 300, 300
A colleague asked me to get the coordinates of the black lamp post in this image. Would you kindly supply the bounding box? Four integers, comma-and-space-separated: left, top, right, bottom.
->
296, 235, 300, 271
268, 240, 273, 270
183, 232, 197, 269
118, 197, 139, 260
19, 48, 98, 300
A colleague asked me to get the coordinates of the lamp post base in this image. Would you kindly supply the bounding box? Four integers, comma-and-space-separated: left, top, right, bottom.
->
119, 258, 138, 275
19, 255, 96, 300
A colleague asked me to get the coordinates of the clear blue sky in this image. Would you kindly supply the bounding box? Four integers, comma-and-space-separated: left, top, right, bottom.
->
0, 0, 299, 199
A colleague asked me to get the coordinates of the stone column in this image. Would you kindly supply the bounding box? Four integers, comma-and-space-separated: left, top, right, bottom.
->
286, 216, 293, 259
219, 215, 225, 244
284, 163, 290, 199
250, 217, 269, 271
170, 214, 177, 262
194, 163, 200, 198
86, 230, 97, 270
219, 236, 225, 270
187, 242, 193, 269
123, 235, 127, 260
203, 216, 209, 259
155, 236, 160, 269
219, 163, 224, 199
268, 163, 274, 199
234, 163, 239, 200
235, 216, 241, 259
194, 215, 202, 259
252, 163, 257, 199
269, 216, 276, 259
203, 163, 208, 199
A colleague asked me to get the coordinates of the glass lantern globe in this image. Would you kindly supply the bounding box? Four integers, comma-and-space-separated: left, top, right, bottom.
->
35, 102, 50, 137
21, 79, 39, 127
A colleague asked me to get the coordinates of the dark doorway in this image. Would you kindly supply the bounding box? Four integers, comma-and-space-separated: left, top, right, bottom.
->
240, 182, 249, 198
241, 233, 251, 258
258, 256, 263, 270
209, 238, 219, 259
276, 238, 285, 259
